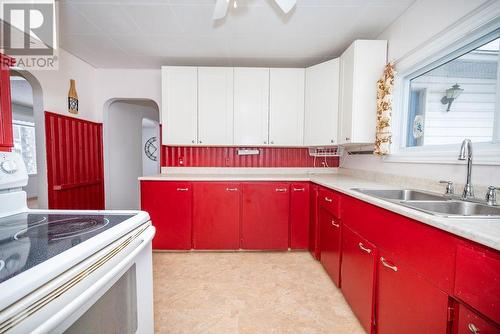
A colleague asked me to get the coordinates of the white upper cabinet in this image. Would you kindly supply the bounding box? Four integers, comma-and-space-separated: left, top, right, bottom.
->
233, 68, 270, 145
197, 67, 234, 145
269, 68, 305, 146
304, 58, 340, 146
161, 66, 198, 145
338, 40, 387, 144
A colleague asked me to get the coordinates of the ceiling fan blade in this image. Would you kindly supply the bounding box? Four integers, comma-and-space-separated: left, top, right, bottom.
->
273, 0, 297, 14
213, 0, 230, 20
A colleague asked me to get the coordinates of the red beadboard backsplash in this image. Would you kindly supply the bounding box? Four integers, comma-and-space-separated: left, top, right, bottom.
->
161, 146, 339, 168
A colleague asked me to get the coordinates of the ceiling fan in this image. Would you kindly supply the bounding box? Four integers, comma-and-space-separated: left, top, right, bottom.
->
213, 0, 297, 20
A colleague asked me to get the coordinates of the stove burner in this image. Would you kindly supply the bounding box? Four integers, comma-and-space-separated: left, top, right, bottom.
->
14, 217, 110, 241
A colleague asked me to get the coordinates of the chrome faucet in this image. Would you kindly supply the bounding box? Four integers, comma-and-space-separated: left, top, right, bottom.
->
458, 139, 474, 199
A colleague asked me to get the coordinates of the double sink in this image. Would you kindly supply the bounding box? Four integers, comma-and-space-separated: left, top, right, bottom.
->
352, 189, 500, 218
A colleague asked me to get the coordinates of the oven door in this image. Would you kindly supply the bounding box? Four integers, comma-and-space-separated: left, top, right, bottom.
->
0, 223, 155, 334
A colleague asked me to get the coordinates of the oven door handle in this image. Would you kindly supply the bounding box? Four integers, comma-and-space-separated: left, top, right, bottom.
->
32, 225, 156, 334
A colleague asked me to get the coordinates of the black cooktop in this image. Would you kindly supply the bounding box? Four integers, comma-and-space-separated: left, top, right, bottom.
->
0, 213, 134, 284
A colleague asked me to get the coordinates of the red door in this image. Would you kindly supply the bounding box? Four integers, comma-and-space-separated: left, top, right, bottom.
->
193, 182, 240, 250
45, 112, 104, 209
290, 182, 310, 249
140, 181, 192, 250
377, 250, 450, 334
319, 207, 341, 286
241, 182, 290, 250
0, 54, 15, 151
341, 225, 376, 333
309, 184, 320, 260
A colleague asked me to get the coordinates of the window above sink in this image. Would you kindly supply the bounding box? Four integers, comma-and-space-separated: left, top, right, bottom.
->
387, 19, 500, 165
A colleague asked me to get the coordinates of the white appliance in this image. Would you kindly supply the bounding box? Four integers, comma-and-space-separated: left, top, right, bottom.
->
0, 151, 155, 334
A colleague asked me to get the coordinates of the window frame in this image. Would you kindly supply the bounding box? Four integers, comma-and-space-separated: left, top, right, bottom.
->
385, 24, 500, 166
12, 120, 37, 175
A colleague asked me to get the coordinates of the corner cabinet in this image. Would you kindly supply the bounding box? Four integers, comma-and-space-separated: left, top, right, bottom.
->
161, 66, 198, 145
0, 53, 15, 151
233, 68, 270, 146
338, 40, 387, 145
269, 68, 305, 146
304, 58, 340, 146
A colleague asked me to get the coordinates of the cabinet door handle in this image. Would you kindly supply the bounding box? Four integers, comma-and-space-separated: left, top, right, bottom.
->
468, 323, 479, 334
380, 257, 398, 272
226, 187, 238, 192
324, 197, 333, 203
176, 188, 189, 192
292, 187, 305, 192
331, 220, 339, 228
358, 242, 372, 254
275, 188, 288, 192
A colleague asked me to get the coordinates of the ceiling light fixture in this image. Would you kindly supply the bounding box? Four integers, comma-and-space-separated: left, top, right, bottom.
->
213, 0, 297, 20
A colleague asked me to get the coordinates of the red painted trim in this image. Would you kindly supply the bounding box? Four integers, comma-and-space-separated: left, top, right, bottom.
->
0, 53, 14, 151
161, 146, 339, 168
45, 111, 105, 209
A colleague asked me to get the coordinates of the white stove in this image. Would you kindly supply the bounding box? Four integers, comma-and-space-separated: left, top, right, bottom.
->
0, 152, 155, 334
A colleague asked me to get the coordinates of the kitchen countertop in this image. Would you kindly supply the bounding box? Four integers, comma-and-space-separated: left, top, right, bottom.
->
139, 170, 500, 251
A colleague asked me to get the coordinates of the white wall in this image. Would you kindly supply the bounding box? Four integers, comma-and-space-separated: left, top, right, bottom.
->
28, 49, 98, 121
96, 69, 161, 123
342, 0, 500, 190
142, 119, 160, 176
105, 99, 159, 210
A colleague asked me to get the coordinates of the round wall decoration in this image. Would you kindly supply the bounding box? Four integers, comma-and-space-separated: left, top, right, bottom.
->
144, 137, 159, 161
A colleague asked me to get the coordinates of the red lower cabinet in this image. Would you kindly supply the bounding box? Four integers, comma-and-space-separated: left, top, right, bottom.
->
319, 207, 341, 286
454, 303, 500, 334
193, 182, 240, 250
140, 181, 192, 250
309, 184, 321, 260
290, 182, 310, 249
377, 251, 450, 334
341, 225, 376, 333
241, 182, 290, 250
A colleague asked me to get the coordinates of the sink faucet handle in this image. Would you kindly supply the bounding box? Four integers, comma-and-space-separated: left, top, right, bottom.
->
486, 186, 499, 206
439, 180, 455, 195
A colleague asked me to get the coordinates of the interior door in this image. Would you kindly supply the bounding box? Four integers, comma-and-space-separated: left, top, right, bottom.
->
269, 68, 305, 146
233, 68, 270, 145
193, 182, 240, 249
197, 67, 234, 145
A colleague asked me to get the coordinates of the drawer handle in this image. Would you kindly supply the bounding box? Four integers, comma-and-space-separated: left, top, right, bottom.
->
292, 187, 305, 192
331, 220, 339, 228
380, 257, 398, 272
226, 187, 238, 192
468, 323, 479, 334
275, 188, 288, 192
358, 242, 372, 254
324, 197, 333, 203
176, 188, 189, 192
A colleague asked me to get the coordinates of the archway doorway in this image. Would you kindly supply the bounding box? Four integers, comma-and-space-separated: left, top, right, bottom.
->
9, 70, 47, 209
103, 99, 160, 210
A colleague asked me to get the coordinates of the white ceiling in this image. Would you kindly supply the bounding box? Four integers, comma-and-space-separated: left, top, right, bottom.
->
58, 0, 415, 69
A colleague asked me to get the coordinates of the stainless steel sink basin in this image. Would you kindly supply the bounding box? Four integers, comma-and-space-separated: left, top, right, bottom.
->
353, 188, 446, 201
402, 201, 500, 218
